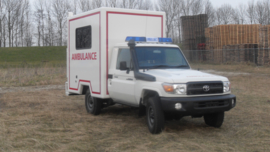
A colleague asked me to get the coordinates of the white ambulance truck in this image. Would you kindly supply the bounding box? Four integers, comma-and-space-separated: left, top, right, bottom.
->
66, 7, 236, 134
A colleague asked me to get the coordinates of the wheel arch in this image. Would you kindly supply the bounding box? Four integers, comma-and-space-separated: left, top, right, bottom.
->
140, 89, 161, 106
81, 85, 89, 95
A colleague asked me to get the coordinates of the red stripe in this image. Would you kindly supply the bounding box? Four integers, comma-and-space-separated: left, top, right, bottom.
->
106, 12, 109, 95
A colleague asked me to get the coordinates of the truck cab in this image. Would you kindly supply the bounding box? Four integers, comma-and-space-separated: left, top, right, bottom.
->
91, 37, 236, 134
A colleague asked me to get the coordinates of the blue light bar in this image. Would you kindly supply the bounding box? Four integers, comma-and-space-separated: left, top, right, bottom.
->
158, 38, 173, 43
125, 37, 146, 42
146, 37, 159, 43
125, 37, 173, 43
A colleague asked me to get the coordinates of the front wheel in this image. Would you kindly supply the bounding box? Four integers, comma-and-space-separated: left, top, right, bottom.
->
204, 112, 224, 128
146, 96, 165, 134
85, 89, 102, 115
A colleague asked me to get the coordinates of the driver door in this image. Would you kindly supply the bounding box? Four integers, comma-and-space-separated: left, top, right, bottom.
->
108, 48, 136, 106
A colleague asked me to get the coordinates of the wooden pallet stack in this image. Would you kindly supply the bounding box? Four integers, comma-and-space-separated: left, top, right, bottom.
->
258, 26, 270, 65
204, 24, 270, 64
221, 44, 258, 63
181, 14, 208, 50
222, 45, 237, 63
205, 24, 261, 50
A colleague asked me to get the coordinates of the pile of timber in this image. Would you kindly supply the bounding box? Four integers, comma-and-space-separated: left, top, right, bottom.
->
222, 44, 258, 63
205, 24, 270, 65
258, 26, 270, 65
181, 14, 208, 50
205, 24, 260, 50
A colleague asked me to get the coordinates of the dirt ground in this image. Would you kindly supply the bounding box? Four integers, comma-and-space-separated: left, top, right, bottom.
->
0, 64, 270, 152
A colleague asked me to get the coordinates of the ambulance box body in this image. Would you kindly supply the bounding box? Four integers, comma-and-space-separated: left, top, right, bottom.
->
66, 7, 165, 99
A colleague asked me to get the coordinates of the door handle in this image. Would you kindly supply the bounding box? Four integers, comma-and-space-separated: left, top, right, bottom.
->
126, 78, 133, 81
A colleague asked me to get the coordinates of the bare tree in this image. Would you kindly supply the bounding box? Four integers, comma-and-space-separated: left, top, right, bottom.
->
24, 5, 33, 47
73, 0, 77, 15
3, 0, 21, 47
231, 7, 241, 24
34, 0, 46, 46
92, 0, 103, 9
78, 0, 92, 12
105, 0, 119, 8
191, 0, 204, 15
0, 0, 4, 47
215, 4, 234, 25
157, 0, 179, 38
238, 4, 246, 24
255, 0, 267, 24
119, 0, 137, 9
204, 0, 215, 26
246, 0, 256, 24
181, 0, 195, 16
44, 1, 55, 46
137, 0, 153, 10
18, 0, 30, 47
52, 0, 71, 46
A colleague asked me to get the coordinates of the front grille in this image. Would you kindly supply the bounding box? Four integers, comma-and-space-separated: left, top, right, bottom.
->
194, 100, 229, 109
187, 81, 223, 95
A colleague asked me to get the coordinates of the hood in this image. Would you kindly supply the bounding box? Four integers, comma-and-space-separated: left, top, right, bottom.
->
143, 69, 228, 83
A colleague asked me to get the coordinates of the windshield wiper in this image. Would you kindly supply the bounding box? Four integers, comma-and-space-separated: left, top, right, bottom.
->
143, 65, 189, 69
151, 65, 171, 69
174, 65, 188, 68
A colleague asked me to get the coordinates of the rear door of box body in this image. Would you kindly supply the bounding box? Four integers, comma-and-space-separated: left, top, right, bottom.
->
68, 12, 102, 97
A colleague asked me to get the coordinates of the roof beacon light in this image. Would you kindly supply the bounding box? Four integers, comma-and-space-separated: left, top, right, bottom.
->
158, 38, 173, 43
125, 37, 146, 42
146, 37, 159, 43
125, 37, 173, 43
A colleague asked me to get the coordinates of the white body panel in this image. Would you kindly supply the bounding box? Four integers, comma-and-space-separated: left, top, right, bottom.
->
66, 7, 166, 98
108, 44, 230, 106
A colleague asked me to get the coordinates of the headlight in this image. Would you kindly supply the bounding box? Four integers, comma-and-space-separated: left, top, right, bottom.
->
162, 83, 187, 95
223, 81, 231, 93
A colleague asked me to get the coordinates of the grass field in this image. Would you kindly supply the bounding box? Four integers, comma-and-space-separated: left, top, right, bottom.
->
0, 47, 269, 151
0, 46, 66, 67
0, 62, 269, 151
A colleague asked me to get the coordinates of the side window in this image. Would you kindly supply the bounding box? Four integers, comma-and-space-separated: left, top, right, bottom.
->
76, 26, 91, 50
116, 49, 131, 70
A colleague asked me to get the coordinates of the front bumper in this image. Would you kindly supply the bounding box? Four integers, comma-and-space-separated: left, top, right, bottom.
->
160, 94, 236, 115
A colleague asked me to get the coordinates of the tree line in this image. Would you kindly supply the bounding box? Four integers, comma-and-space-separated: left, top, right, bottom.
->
0, 0, 270, 47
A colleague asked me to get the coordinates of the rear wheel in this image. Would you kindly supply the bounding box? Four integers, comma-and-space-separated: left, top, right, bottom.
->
204, 112, 224, 128
85, 89, 102, 115
146, 96, 165, 134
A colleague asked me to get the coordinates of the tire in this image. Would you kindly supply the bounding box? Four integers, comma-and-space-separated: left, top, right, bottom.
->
85, 89, 102, 115
204, 112, 224, 128
146, 95, 165, 134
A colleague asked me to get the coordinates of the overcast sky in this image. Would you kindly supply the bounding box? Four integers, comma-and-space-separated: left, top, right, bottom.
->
29, 0, 257, 9
210, 0, 257, 7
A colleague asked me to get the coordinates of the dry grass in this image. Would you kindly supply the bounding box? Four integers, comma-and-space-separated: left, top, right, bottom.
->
0, 66, 66, 87
190, 63, 270, 75
0, 64, 270, 151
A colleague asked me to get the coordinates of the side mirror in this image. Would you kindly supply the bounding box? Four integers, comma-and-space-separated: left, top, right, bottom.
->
120, 61, 127, 71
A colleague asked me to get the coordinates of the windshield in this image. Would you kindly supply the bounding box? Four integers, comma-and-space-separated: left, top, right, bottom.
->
135, 47, 189, 69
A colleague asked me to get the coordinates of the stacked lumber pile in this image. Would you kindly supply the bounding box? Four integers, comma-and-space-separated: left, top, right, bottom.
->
181, 14, 208, 50
205, 24, 270, 65
258, 26, 270, 65
205, 24, 260, 50
222, 44, 258, 63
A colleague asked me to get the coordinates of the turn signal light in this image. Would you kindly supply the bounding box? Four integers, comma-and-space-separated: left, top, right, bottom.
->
163, 85, 174, 92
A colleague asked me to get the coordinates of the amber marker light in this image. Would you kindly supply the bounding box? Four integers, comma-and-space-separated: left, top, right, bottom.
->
162, 83, 174, 93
